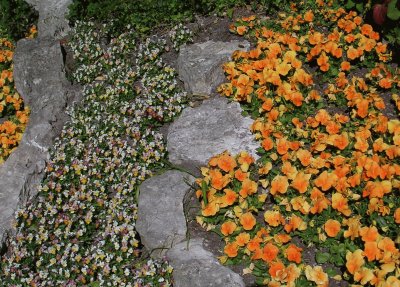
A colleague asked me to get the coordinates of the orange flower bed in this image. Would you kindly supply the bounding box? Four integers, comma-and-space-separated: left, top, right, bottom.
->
0, 35, 30, 164
197, 3, 399, 286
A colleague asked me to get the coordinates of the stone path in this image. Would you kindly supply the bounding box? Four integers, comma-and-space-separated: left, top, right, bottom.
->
0, 2, 256, 286
0, 0, 81, 244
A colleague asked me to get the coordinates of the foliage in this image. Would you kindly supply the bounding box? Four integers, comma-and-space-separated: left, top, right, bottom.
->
197, 2, 400, 286
0, 0, 38, 40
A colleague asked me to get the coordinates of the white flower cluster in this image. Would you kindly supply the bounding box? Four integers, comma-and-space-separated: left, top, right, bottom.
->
0, 20, 190, 286
169, 23, 193, 51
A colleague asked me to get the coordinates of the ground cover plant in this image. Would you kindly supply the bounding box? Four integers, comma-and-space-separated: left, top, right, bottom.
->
0, 22, 193, 286
0, 28, 34, 164
196, 2, 400, 286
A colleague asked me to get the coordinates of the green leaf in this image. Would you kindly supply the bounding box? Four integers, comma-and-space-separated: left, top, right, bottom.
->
356, 3, 364, 12
316, 252, 330, 264
388, 0, 400, 20
345, 0, 356, 9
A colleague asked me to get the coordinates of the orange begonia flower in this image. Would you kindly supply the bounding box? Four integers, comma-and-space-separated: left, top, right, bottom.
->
247, 236, 262, 252
276, 138, 290, 155
314, 170, 338, 191
209, 169, 230, 190
346, 249, 365, 275
262, 136, 274, 151
236, 26, 248, 36
332, 192, 352, 216
332, 132, 349, 150
305, 265, 328, 286
285, 244, 302, 264
202, 201, 220, 217
264, 210, 284, 227
364, 242, 382, 262
394, 208, 400, 224
356, 99, 369, 118
343, 216, 361, 240
221, 221, 237, 236
281, 161, 298, 179
304, 10, 314, 22
235, 232, 250, 246
377, 237, 396, 253
263, 243, 279, 262
359, 226, 379, 242
317, 52, 330, 72
224, 242, 239, 257
284, 214, 307, 233
310, 188, 330, 214
324, 219, 341, 237
347, 46, 359, 60
275, 233, 292, 244
240, 212, 257, 231
290, 196, 311, 215
291, 172, 311, 193
221, 189, 238, 206
354, 267, 374, 285
269, 261, 285, 279
296, 148, 313, 167
270, 175, 289, 195
309, 32, 323, 45
216, 152, 237, 172
235, 169, 248, 181
379, 78, 392, 89
239, 178, 258, 198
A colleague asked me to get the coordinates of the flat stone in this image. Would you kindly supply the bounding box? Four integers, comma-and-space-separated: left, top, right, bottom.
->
26, 0, 73, 39
167, 238, 245, 287
177, 40, 249, 96
136, 170, 195, 259
167, 96, 259, 176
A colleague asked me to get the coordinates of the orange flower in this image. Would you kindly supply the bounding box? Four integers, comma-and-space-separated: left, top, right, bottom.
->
341, 61, 350, 71
216, 152, 237, 172
239, 178, 258, 198
240, 212, 256, 231
310, 188, 330, 214
284, 214, 307, 233
263, 243, 279, 262
247, 236, 262, 252
234, 169, 248, 181
364, 242, 382, 262
221, 189, 238, 206
296, 149, 312, 167
285, 244, 302, 263
317, 52, 330, 72
262, 137, 274, 151
347, 46, 359, 60
356, 99, 369, 118
309, 32, 323, 45
304, 10, 314, 22
237, 151, 254, 171
209, 169, 230, 190
332, 192, 352, 216
276, 138, 290, 155
269, 261, 285, 279
332, 132, 349, 150
379, 78, 392, 89
235, 232, 250, 246
224, 242, 239, 257
221, 221, 237, 236
291, 172, 311, 193
264, 210, 284, 227
202, 201, 219, 217
324, 219, 341, 237
314, 171, 338, 191
305, 265, 328, 286
270, 175, 289, 195
346, 249, 365, 275
236, 26, 248, 35
395, 208, 400, 224
359, 226, 379, 242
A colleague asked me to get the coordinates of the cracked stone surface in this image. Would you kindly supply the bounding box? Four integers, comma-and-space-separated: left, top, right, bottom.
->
136, 170, 195, 259
167, 96, 259, 176
0, 0, 81, 243
177, 40, 249, 96
26, 0, 73, 39
167, 238, 245, 287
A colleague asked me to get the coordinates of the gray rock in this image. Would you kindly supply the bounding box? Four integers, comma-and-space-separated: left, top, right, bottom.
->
167, 238, 245, 287
26, 0, 72, 39
136, 170, 195, 259
178, 40, 249, 96
167, 96, 259, 176
0, 35, 81, 243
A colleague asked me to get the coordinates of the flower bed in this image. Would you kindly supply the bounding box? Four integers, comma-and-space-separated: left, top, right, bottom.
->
196, 3, 400, 286
0, 22, 192, 286
0, 33, 31, 164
